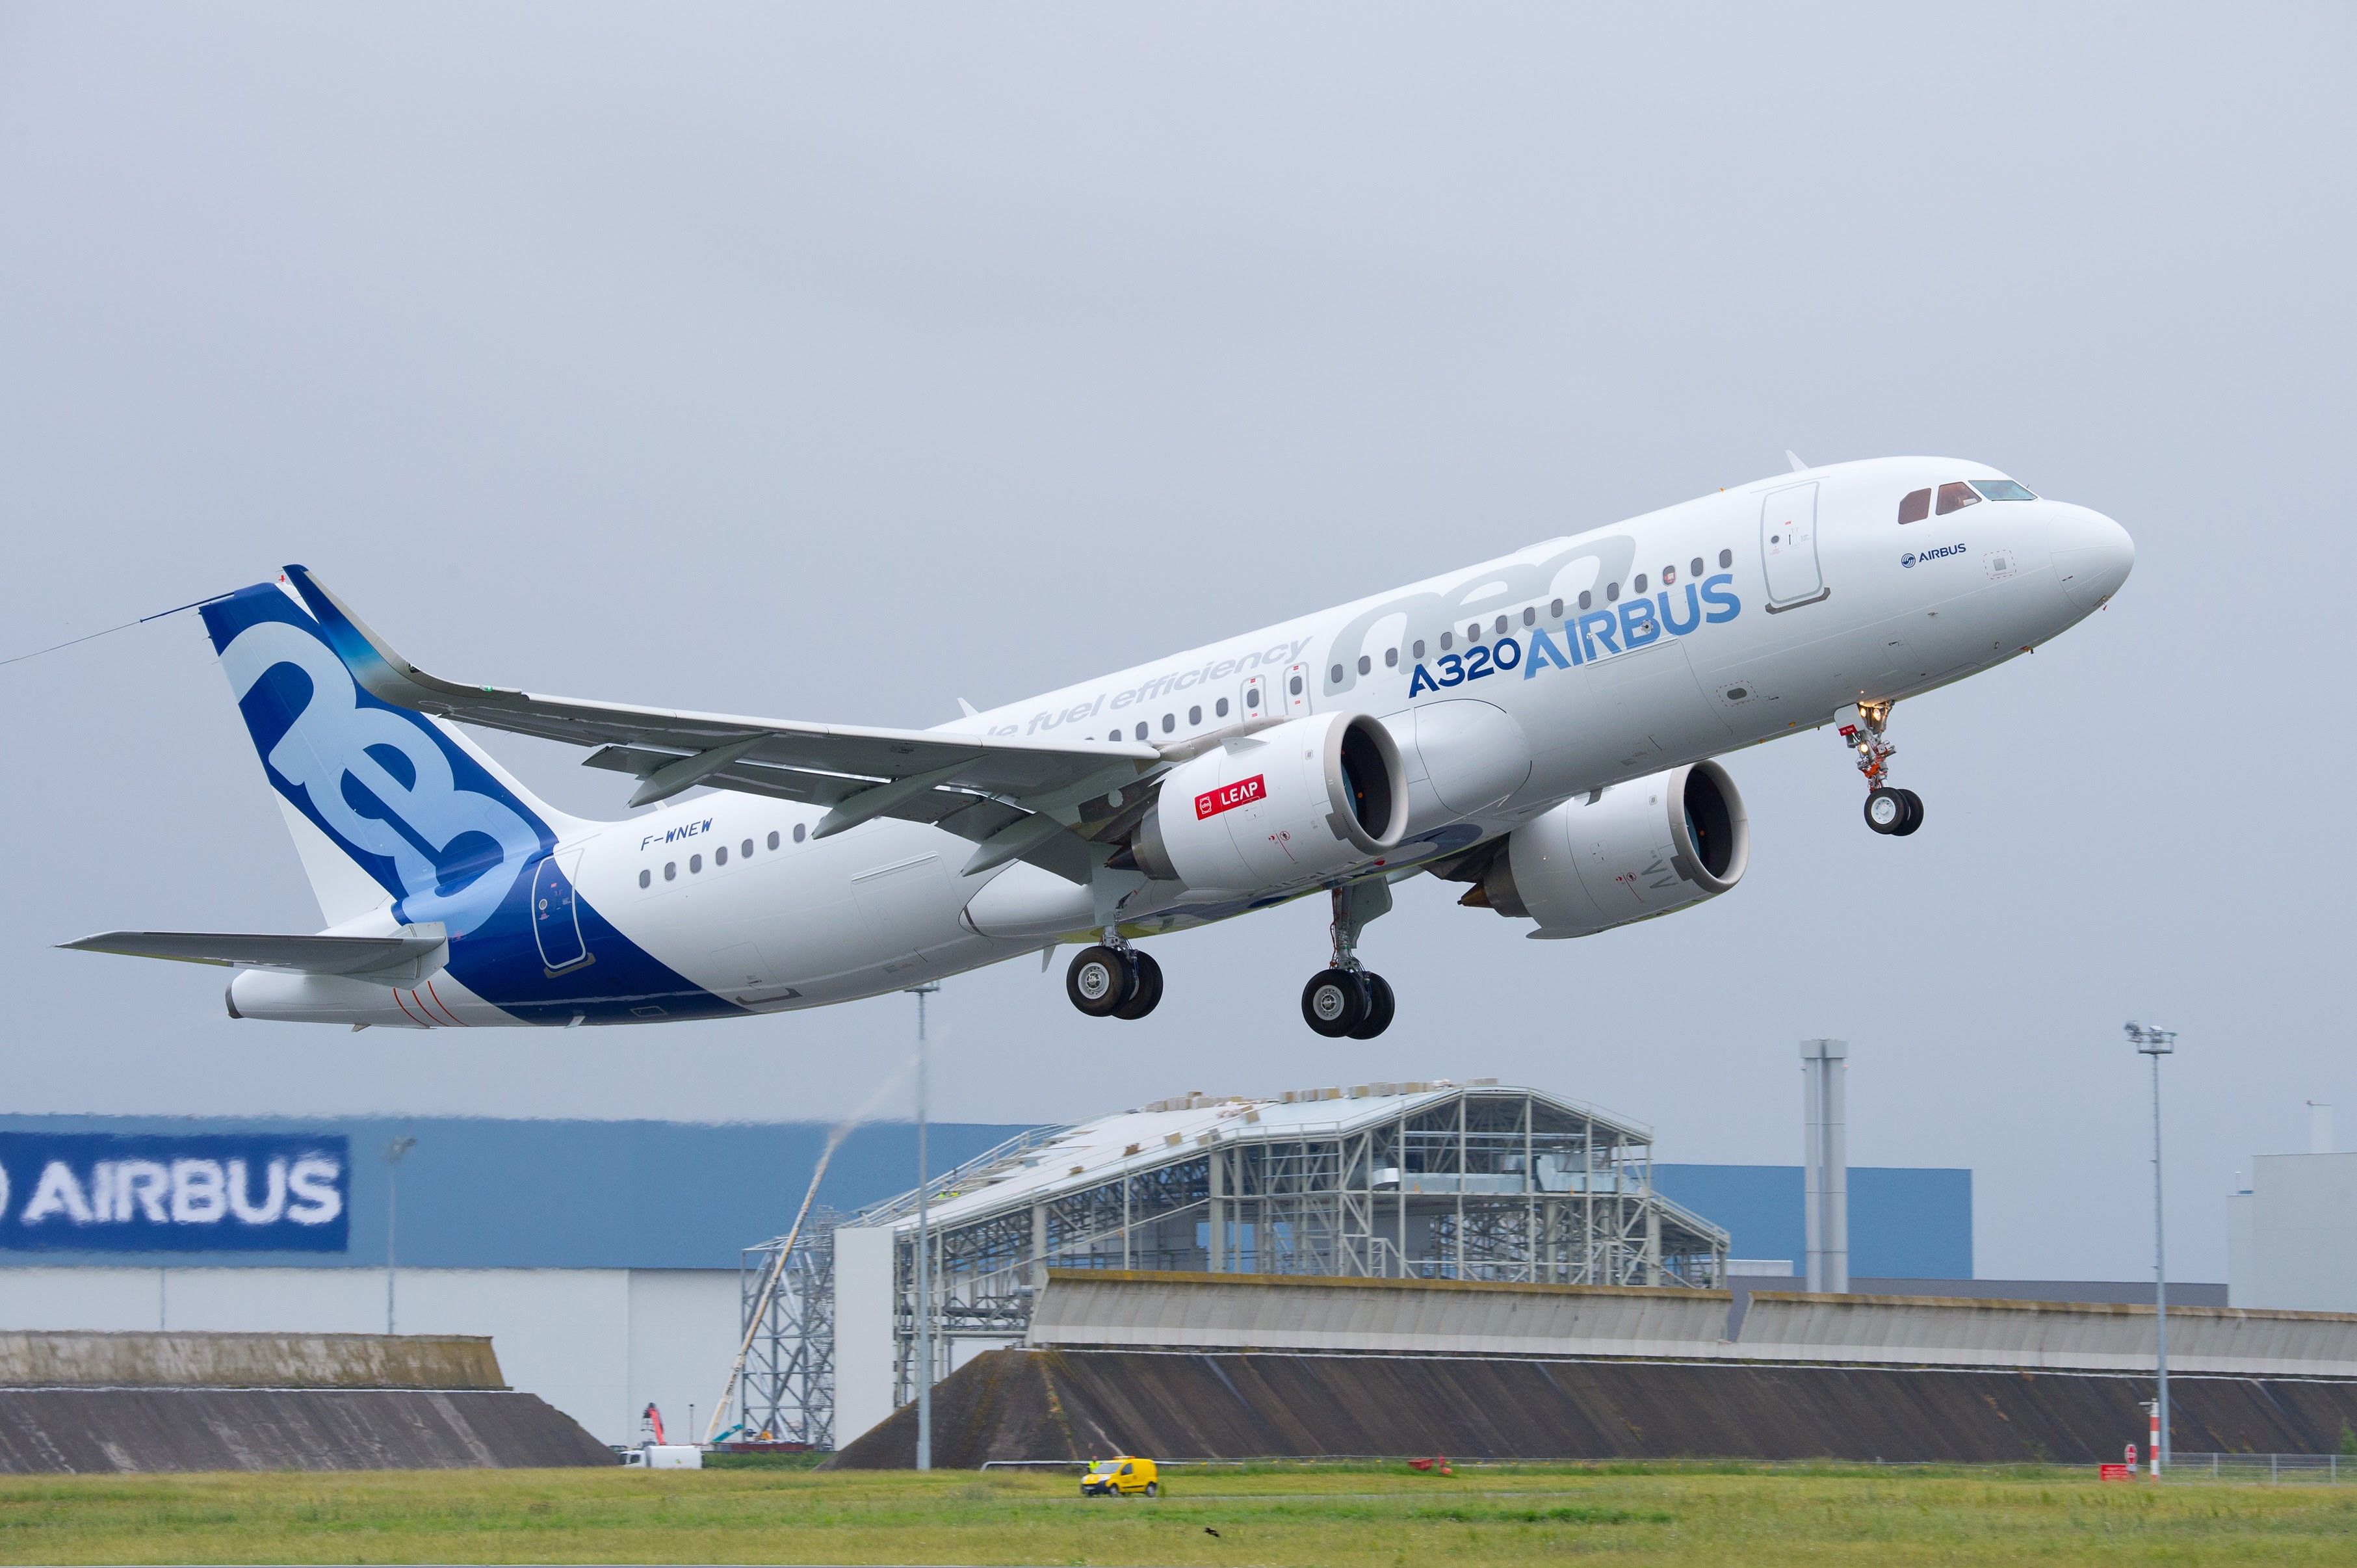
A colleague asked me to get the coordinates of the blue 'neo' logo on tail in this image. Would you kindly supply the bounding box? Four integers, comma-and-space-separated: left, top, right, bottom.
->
200, 584, 555, 936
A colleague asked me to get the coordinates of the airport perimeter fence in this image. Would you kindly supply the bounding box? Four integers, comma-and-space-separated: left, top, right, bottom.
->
2171, 1453, 2352, 1483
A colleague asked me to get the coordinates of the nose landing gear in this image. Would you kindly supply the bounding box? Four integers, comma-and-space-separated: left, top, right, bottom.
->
1840, 701, 1923, 836
1065, 932, 1164, 1019
1301, 880, 1396, 1039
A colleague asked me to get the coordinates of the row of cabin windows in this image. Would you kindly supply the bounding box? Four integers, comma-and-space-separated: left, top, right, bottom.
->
1106, 545, 1745, 738
1331, 547, 1739, 674
1108, 694, 1236, 743
1898, 477, 2036, 523
640, 821, 808, 887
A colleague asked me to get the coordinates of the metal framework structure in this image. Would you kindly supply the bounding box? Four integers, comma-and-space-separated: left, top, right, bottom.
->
834, 1082, 1729, 1415
736, 1207, 840, 1446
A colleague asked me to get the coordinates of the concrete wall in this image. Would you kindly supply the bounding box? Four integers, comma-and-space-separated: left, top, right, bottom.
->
1030, 1269, 1734, 1358
0, 1331, 501, 1389
0, 1267, 736, 1446
2230, 1153, 2357, 1311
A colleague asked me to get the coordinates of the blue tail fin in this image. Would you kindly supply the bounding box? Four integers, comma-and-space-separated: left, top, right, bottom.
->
200, 573, 571, 935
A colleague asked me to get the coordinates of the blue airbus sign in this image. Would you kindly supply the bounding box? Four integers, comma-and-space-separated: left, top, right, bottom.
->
0, 1133, 350, 1253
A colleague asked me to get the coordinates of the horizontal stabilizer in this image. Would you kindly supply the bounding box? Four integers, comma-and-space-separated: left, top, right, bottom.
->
60, 926, 449, 980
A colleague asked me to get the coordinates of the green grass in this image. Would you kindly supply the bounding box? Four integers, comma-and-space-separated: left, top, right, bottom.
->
1, 1461, 2353, 1565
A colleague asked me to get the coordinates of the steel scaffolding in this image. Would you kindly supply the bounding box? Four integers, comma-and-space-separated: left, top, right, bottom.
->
842, 1082, 1729, 1417
736, 1206, 840, 1447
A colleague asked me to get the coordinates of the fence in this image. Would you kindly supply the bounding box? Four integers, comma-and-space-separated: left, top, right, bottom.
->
2173, 1453, 2352, 1483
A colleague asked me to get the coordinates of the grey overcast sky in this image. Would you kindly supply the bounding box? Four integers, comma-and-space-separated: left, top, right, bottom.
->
1, 4, 2349, 1280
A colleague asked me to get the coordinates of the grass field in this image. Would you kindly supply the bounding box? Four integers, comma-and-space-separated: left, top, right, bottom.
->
2, 1461, 2354, 1565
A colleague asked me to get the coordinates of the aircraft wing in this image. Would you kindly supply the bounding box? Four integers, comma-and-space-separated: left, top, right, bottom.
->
283, 567, 1159, 878
60, 928, 447, 977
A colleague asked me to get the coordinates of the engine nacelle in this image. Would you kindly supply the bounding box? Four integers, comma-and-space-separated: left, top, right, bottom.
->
1471, 761, 1749, 939
1128, 712, 1409, 894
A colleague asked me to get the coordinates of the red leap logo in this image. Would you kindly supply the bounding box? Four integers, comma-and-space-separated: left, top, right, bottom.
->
1195, 774, 1267, 820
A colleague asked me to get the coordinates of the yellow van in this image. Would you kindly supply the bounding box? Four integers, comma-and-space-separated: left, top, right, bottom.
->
1080, 1456, 1159, 1497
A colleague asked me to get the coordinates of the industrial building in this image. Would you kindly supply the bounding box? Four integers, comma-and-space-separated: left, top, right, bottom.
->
809, 1081, 1738, 1445
2229, 1106, 2357, 1311
0, 1115, 1022, 1446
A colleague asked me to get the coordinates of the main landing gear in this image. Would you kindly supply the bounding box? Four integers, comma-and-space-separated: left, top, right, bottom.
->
1066, 933, 1163, 1021
1838, 699, 1923, 837
1302, 880, 1396, 1039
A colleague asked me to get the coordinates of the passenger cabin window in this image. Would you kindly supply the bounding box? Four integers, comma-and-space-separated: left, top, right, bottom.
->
690, 854, 702, 873
1605, 582, 1620, 602
1494, 615, 1508, 635
1971, 479, 2037, 501
1413, 638, 1426, 657
1578, 590, 1592, 610
1935, 480, 1981, 515
714, 845, 727, 866
1329, 664, 1343, 682
664, 862, 677, 881
792, 824, 807, 843
638, 869, 651, 889
1718, 548, 1733, 568
1188, 703, 1202, 724
1245, 688, 1260, 709
1633, 574, 1647, 594
1661, 565, 1676, 585
1521, 607, 1535, 627
1383, 649, 1398, 668
1216, 695, 1231, 715
1439, 631, 1453, 651
1550, 597, 1563, 618
1135, 721, 1149, 738
768, 831, 781, 850
1162, 712, 1175, 733
1466, 623, 1481, 643
742, 839, 753, 858
1689, 557, 1703, 578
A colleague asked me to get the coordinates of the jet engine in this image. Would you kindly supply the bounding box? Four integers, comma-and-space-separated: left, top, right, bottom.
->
1462, 761, 1749, 938
1122, 712, 1409, 893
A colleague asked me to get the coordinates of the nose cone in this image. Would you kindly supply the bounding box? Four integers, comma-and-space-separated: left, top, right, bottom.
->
2050, 504, 2134, 610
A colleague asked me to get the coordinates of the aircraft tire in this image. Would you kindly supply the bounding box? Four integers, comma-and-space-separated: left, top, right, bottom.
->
1863, 787, 1909, 835
1113, 950, 1164, 1019
1302, 967, 1368, 1038
1067, 945, 1134, 1017
1894, 788, 1925, 836
1348, 973, 1396, 1039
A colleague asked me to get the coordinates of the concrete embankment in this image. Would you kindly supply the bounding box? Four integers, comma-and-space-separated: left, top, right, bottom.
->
0, 1332, 610, 1473
828, 1345, 2357, 1468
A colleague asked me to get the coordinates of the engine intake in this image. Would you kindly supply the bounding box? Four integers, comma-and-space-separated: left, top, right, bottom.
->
1126, 712, 1408, 893
1469, 761, 1749, 938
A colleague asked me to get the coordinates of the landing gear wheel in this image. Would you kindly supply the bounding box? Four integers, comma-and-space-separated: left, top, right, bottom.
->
1892, 788, 1924, 836
1113, 950, 1164, 1019
1302, 967, 1369, 1038
1066, 945, 1134, 1017
1347, 973, 1395, 1039
1864, 787, 1910, 835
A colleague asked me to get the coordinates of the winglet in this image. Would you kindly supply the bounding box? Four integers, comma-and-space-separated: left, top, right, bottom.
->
281, 565, 519, 712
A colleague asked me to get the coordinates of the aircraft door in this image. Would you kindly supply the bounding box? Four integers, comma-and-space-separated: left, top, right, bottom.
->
1283, 662, 1313, 716
1239, 673, 1268, 723
1761, 482, 1829, 611
532, 850, 591, 974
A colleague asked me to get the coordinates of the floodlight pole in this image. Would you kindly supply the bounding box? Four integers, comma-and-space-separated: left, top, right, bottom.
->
911, 982, 941, 1472
2125, 1022, 2176, 1474
384, 1135, 417, 1336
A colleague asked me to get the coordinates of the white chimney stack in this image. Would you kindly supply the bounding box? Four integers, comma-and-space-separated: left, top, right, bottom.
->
1801, 1038, 1849, 1294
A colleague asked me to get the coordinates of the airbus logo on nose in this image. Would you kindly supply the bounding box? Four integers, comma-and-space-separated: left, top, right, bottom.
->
1903, 542, 1968, 568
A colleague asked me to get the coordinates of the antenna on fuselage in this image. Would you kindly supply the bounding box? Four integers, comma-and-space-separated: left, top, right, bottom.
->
1785, 449, 1810, 473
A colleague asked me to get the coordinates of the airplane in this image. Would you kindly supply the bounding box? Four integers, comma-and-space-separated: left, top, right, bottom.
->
64, 456, 2131, 1038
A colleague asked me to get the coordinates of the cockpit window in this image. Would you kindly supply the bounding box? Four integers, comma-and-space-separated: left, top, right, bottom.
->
1934, 481, 1981, 516
1897, 488, 1931, 525
1970, 479, 2037, 501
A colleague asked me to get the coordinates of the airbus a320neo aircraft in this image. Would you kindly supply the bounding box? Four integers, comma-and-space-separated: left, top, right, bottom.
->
69, 458, 2131, 1038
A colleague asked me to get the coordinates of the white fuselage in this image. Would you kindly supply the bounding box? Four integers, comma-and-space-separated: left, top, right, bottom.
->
241, 456, 2130, 1026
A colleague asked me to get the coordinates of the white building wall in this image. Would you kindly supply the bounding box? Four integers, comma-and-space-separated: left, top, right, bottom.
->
832, 1227, 896, 1447
0, 1266, 737, 1447
2229, 1153, 2357, 1311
